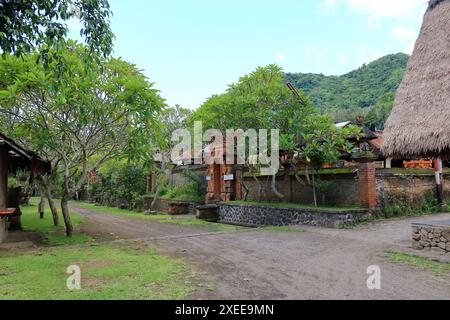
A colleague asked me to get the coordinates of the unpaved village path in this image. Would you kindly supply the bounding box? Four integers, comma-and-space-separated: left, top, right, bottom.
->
72, 205, 450, 300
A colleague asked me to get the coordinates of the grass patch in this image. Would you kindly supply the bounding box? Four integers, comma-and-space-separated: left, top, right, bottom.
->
71, 201, 247, 232
387, 251, 450, 277
21, 203, 93, 246
0, 243, 196, 300
229, 201, 364, 212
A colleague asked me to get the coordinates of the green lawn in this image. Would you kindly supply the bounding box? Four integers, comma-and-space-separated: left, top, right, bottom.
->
387, 252, 450, 277
20, 203, 93, 246
70, 201, 247, 232
229, 201, 364, 212
0, 243, 196, 300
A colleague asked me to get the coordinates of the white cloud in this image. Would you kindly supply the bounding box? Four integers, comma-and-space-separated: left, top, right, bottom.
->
402, 41, 416, 55
391, 26, 417, 41
304, 44, 328, 58
346, 0, 426, 19
317, 0, 339, 12
357, 46, 383, 65
337, 53, 348, 65
390, 26, 419, 54
275, 52, 287, 63
318, 0, 427, 28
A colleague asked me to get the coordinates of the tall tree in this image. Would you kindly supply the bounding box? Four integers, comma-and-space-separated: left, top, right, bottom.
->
0, 0, 114, 58
191, 64, 310, 133
150, 105, 192, 208
0, 42, 164, 236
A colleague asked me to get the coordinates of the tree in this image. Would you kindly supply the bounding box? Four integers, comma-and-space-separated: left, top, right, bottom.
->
190, 64, 310, 134
365, 93, 394, 131
192, 64, 315, 202
294, 115, 360, 206
0, 42, 164, 236
0, 0, 114, 58
285, 53, 408, 113
150, 105, 192, 208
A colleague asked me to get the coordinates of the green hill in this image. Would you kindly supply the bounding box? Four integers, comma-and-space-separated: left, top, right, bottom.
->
285, 53, 409, 114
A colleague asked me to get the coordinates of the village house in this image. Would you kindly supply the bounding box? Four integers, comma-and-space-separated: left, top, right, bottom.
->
0, 133, 50, 244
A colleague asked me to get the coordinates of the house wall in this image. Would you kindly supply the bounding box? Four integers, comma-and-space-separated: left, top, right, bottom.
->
242, 173, 360, 207
241, 169, 448, 210
376, 171, 450, 209
167, 165, 208, 187
141, 163, 450, 213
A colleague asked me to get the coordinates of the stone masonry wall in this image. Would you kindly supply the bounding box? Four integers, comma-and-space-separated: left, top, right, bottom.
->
219, 203, 370, 229
377, 172, 450, 210
143, 197, 202, 215
412, 223, 450, 254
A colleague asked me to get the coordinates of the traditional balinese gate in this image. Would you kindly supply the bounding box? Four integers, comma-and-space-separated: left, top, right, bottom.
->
205, 141, 242, 203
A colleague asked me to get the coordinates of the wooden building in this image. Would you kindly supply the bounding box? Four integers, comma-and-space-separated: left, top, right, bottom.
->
0, 133, 50, 244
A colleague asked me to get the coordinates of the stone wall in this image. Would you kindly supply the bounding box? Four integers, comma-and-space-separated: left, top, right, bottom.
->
168, 165, 208, 191
241, 170, 450, 211
219, 203, 370, 229
377, 171, 450, 210
143, 197, 203, 215
412, 223, 450, 254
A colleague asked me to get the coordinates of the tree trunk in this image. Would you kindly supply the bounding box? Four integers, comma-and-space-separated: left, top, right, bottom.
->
38, 175, 59, 226
312, 171, 318, 207
151, 184, 162, 209
271, 174, 284, 200
46, 193, 59, 226
61, 196, 73, 237
38, 196, 45, 219
241, 180, 250, 201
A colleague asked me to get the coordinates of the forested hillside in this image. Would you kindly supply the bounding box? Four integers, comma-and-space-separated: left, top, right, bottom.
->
285, 53, 409, 129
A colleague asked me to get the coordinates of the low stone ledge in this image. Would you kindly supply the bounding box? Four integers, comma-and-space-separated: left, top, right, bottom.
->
196, 204, 219, 222
143, 197, 204, 215
168, 201, 190, 215
219, 203, 370, 229
412, 222, 450, 254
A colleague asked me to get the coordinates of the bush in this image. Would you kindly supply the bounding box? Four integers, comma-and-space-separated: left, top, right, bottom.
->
383, 194, 439, 218
96, 162, 148, 210
162, 183, 203, 202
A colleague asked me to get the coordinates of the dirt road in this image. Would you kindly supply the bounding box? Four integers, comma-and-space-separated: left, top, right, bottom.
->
73, 206, 450, 300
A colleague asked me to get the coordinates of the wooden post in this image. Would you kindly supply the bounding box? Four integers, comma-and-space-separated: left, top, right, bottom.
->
0, 145, 9, 244
0, 145, 8, 209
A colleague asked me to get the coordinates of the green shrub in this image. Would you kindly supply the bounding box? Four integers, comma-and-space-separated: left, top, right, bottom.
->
96, 161, 148, 210
161, 182, 203, 202
383, 194, 439, 218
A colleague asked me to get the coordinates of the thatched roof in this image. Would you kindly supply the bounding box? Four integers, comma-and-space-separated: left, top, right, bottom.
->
382, 0, 450, 159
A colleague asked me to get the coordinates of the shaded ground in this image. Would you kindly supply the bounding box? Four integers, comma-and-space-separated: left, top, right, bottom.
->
73, 205, 450, 300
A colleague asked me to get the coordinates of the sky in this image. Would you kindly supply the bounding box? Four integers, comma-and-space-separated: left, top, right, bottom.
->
69, 0, 429, 109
